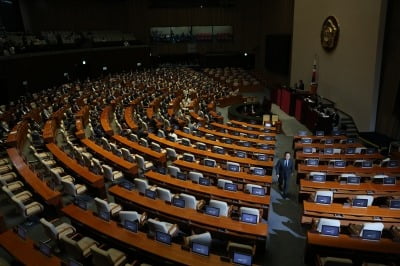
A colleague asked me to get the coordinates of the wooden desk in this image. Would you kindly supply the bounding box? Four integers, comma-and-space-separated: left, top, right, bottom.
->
124, 105, 139, 131
297, 164, 400, 176
75, 105, 89, 128
100, 106, 114, 136
62, 204, 232, 266
217, 95, 243, 108
46, 143, 104, 189
210, 122, 276, 137
302, 201, 400, 226
198, 127, 275, 145
189, 111, 205, 123
42, 119, 57, 143
148, 134, 273, 168
145, 171, 270, 209
300, 179, 400, 198
109, 186, 268, 241
80, 139, 138, 175
112, 135, 167, 163
0, 230, 62, 266
295, 151, 384, 162
6, 121, 28, 149
7, 148, 61, 206
209, 111, 224, 123
173, 160, 272, 186
307, 231, 400, 254
229, 120, 276, 132
294, 142, 364, 150
175, 130, 275, 156
293, 135, 347, 141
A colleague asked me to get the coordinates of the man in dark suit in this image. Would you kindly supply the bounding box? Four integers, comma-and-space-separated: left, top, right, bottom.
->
275, 151, 295, 199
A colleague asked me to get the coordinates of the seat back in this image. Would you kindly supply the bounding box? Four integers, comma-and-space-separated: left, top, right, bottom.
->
355, 195, 374, 206
102, 165, 113, 180
360, 222, 384, 237
135, 155, 145, 170
40, 218, 58, 240
188, 171, 203, 183
119, 211, 140, 224
91, 246, 116, 266
209, 200, 229, 217
147, 218, 168, 234
94, 197, 110, 213
217, 179, 233, 189
134, 178, 149, 194
179, 193, 197, 209
166, 148, 177, 159
185, 232, 212, 247
239, 206, 260, 222
244, 183, 262, 193
62, 180, 78, 196
156, 187, 173, 202
167, 166, 181, 177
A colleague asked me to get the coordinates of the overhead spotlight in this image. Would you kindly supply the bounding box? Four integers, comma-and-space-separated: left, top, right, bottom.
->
63, 72, 68, 77
102, 66, 107, 71
22, 81, 28, 86
244, 52, 248, 57
149, 52, 152, 57
82, 60, 86, 65
137, 62, 142, 67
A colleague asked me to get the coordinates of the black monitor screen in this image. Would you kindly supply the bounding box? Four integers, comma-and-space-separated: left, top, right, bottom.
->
347, 176, 360, 185
157, 167, 167, 175
241, 213, 258, 224
204, 159, 215, 167
228, 164, 240, 172
257, 154, 267, 161
216, 148, 225, 154
332, 131, 341, 136
253, 168, 265, 176
233, 252, 253, 266
167, 135, 176, 142
224, 183, 237, 192
205, 206, 220, 217
199, 178, 210, 186
383, 177, 396, 185
248, 134, 256, 139
176, 172, 187, 180
236, 151, 246, 158
352, 198, 368, 208
182, 139, 190, 147
139, 140, 147, 147
346, 148, 355, 155
389, 199, 400, 209
361, 229, 381, 241
233, 131, 240, 136
183, 155, 194, 162
260, 144, 269, 150
362, 161, 373, 168
120, 181, 134, 191
145, 189, 157, 199
265, 136, 274, 141
366, 148, 376, 154
306, 159, 319, 166
155, 231, 172, 245
346, 138, 355, 144
387, 160, 399, 168
324, 148, 333, 155
152, 145, 162, 153
303, 147, 313, 154
198, 144, 207, 150
124, 220, 138, 233
225, 139, 233, 144
242, 142, 251, 147
17, 225, 27, 240
315, 131, 324, 136
98, 209, 110, 222
334, 160, 346, 168
157, 131, 164, 138
321, 225, 339, 236
316, 195, 331, 204
301, 138, 312, 144
172, 198, 185, 208
39, 241, 52, 257
75, 198, 87, 210
325, 139, 334, 145
251, 187, 265, 196
183, 127, 190, 134
191, 242, 210, 256
312, 175, 326, 183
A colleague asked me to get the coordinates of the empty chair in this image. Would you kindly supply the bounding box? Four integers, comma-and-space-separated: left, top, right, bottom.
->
128, 133, 139, 142
244, 183, 263, 193
167, 165, 181, 178
156, 187, 176, 202
40, 217, 76, 240
226, 161, 240, 172
91, 245, 127, 266
166, 148, 181, 161
179, 193, 205, 210
60, 234, 98, 261
184, 232, 212, 247
62, 180, 87, 196
196, 142, 207, 150
354, 195, 374, 206
0, 158, 9, 166
147, 218, 179, 237
209, 199, 232, 217
2, 184, 32, 202
355, 147, 367, 154
157, 129, 166, 138
217, 179, 233, 189
188, 171, 203, 183
82, 152, 93, 168
91, 158, 103, 175
12, 196, 44, 218
110, 143, 122, 157
139, 138, 149, 147
121, 148, 135, 163
134, 178, 150, 194
135, 155, 154, 176
1, 180, 24, 193
349, 222, 384, 238
183, 153, 197, 163
51, 168, 74, 185
181, 138, 191, 147
29, 145, 52, 160
102, 165, 124, 182
101, 137, 112, 151
94, 197, 122, 217
119, 210, 147, 227
203, 158, 216, 167
227, 241, 255, 258
0, 171, 17, 185
239, 206, 260, 223
333, 148, 341, 154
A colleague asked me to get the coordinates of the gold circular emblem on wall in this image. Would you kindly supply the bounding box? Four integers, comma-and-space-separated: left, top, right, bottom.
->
321, 16, 339, 52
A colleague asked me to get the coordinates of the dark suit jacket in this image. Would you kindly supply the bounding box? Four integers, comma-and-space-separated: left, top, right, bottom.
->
275, 158, 294, 178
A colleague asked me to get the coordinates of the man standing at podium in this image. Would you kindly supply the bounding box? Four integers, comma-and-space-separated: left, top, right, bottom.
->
275, 152, 294, 199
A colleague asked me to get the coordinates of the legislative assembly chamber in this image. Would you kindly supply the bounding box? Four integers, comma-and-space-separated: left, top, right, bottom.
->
0, 0, 399, 265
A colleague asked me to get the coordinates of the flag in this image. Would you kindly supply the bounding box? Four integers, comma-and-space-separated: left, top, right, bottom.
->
311, 57, 317, 85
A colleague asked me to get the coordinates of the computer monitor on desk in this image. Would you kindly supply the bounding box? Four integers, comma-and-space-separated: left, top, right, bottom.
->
205, 206, 220, 217
227, 162, 240, 172
389, 199, 400, 209
225, 183, 238, 192
298, 130, 308, 136
311, 174, 326, 183
251, 187, 265, 196
172, 198, 185, 208
124, 220, 138, 233
345, 147, 356, 155
303, 147, 313, 154
301, 138, 312, 144
362, 230, 381, 241
324, 139, 334, 145
365, 148, 377, 154
241, 213, 258, 224
191, 242, 210, 256
347, 176, 361, 185
352, 198, 368, 208
176, 172, 187, 181
315, 131, 324, 136
156, 231, 172, 245
317, 218, 340, 237
98, 209, 110, 222
324, 148, 333, 155
306, 158, 319, 166
329, 160, 346, 168
252, 167, 265, 176
233, 252, 253, 266
38, 241, 52, 257
383, 176, 396, 185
